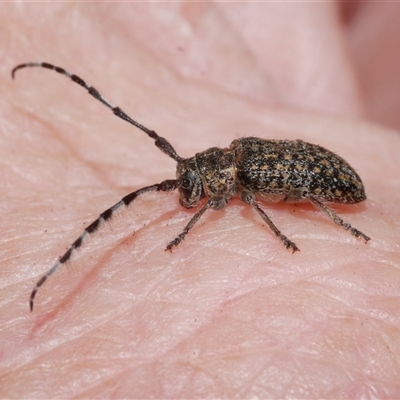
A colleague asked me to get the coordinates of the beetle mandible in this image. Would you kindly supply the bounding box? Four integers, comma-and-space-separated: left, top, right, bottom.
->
12, 62, 370, 311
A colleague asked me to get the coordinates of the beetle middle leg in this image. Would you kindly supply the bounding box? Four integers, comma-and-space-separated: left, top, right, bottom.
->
240, 190, 300, 253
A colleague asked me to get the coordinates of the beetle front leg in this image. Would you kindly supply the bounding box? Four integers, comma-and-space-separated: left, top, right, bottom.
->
165, 199, 215, 251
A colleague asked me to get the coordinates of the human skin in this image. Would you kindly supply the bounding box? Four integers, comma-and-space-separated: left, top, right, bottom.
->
1, 3, 400, 398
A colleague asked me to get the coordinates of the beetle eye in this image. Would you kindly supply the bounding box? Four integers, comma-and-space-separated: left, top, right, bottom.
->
181, 177, 192, 189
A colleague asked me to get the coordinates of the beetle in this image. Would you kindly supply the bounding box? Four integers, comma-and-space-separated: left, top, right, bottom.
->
12, 62, 370, 311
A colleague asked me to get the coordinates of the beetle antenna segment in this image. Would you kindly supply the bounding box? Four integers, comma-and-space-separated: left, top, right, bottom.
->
29, 179, 178, 311
12, 62, 183, 163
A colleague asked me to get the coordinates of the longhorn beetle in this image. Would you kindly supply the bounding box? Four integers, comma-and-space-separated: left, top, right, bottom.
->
12, 62, 370, 311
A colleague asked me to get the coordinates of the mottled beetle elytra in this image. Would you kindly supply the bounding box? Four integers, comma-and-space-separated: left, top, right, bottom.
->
12, 62, 370, 311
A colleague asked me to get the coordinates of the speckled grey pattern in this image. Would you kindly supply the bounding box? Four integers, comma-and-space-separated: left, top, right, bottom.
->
232, 137, 366, 204
175, 137, 370, 253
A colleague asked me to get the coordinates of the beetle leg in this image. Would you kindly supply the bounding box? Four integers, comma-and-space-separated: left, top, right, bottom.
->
240, 190, 300, 253
165, 198, 215, 251
308, 196, 370, 242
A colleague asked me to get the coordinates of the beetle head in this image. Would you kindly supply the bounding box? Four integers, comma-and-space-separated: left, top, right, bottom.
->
176, 157, 204, 208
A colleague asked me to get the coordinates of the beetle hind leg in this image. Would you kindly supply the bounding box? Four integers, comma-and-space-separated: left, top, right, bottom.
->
308, 196, 370, 243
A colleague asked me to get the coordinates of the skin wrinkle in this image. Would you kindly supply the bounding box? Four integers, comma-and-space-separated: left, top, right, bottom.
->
1, 3, 400, 398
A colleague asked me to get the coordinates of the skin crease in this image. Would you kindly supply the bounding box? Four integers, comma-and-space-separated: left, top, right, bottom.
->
1, 2, 400, 398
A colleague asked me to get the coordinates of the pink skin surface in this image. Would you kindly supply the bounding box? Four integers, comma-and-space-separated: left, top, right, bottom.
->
1, 3, 400, 398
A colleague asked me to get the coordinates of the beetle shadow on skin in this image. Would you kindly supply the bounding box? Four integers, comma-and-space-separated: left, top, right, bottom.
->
237, 198, 308, 223
27, 197, 370, 333
238, 198, 369, 235
288, 200, 369, 222
27, 204, 195, 334
28, 244, 121, 335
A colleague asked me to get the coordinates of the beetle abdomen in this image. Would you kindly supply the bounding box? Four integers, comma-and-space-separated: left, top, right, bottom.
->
231, 137, 366, 204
